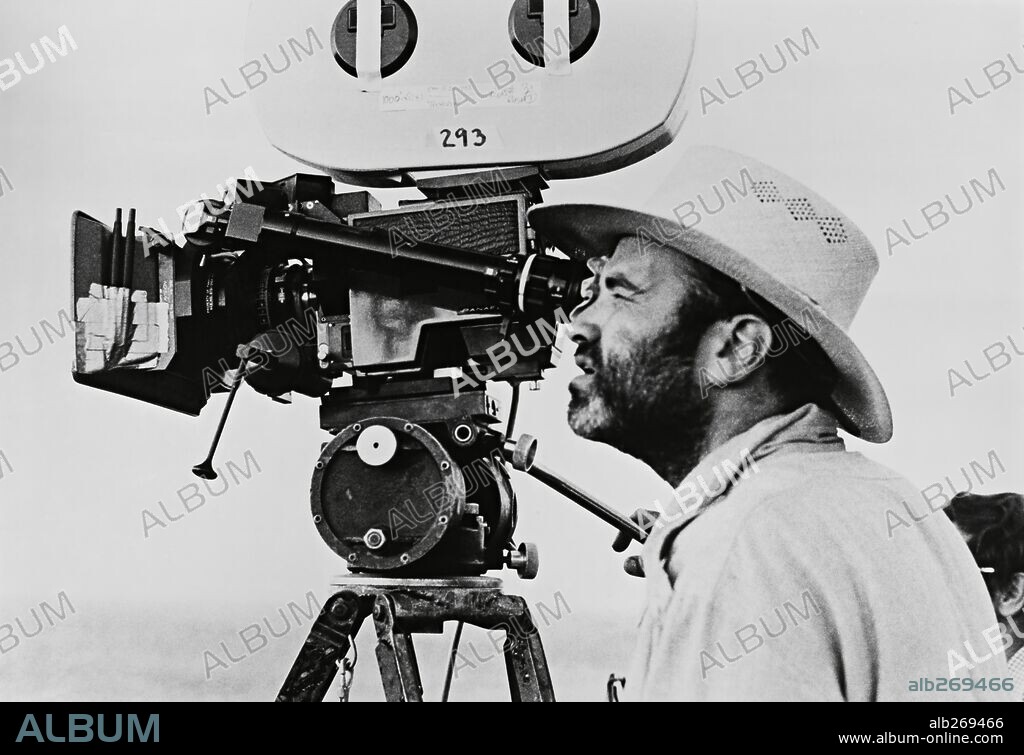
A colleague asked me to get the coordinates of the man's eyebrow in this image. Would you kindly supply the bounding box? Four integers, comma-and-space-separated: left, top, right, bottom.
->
602, 269, 644, 293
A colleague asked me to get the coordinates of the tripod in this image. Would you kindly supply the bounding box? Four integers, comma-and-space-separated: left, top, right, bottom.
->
277, 577, 555, 702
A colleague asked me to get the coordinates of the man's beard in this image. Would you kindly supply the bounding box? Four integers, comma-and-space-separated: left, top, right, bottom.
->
568, 308, 715, 485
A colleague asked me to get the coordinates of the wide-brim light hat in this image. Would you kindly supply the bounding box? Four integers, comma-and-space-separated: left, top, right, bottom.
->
530, 145, 892, 442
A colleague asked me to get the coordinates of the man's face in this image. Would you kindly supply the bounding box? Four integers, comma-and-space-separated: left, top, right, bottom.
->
567, 236, 716, 474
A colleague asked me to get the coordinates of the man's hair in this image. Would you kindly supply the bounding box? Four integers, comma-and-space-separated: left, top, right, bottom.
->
945, 492, 1024, 597
678, 253, 838, 410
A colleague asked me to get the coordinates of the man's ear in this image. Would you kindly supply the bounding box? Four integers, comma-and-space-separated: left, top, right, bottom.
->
700, 315, 775, 386
995, 572, 1024, 619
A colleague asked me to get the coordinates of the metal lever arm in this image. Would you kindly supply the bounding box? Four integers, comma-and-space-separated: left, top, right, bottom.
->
502, 434, 647, 545
192, 355, 249, 480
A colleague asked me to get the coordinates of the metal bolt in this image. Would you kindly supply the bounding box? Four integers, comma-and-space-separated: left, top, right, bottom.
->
363, 528, 386, 550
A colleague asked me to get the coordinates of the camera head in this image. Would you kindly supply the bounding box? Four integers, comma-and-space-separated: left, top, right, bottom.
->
69, 0, 697, 577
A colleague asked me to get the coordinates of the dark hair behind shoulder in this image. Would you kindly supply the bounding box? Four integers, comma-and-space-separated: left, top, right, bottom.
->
945, 492, 1024, 595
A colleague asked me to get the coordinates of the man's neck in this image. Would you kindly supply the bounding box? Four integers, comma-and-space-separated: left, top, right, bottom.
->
705, 388, 799, 452
656, 392, 802, 488
647, 446, 705, 490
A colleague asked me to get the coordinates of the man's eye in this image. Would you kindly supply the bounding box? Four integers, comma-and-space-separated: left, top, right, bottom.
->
607, 283, 634, 301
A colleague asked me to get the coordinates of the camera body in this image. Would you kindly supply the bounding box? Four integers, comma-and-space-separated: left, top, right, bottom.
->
70, 0, 697, 577
247, 0, 696, 184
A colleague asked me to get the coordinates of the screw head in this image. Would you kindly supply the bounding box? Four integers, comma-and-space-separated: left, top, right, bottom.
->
363, 528, 386, 550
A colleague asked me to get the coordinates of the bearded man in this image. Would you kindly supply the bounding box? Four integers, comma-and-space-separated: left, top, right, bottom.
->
528, 146, 1011, 701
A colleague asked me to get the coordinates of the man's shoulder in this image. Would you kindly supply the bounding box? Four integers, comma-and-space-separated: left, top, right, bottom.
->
662, 448, 921, 589
692, 447, 915, 533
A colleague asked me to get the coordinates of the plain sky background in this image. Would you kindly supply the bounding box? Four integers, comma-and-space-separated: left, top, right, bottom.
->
0, 0, 1021, 700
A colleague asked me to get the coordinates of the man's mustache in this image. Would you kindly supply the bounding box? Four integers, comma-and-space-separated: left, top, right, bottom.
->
573, 344, 602, 375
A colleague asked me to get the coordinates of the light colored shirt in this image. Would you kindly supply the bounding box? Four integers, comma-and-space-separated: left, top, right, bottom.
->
626, 404, 1013, 701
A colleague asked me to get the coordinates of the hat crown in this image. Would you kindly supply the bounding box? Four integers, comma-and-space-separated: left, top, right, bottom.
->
645, 146, 877, 329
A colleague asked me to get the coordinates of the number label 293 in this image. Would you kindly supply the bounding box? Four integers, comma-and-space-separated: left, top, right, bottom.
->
439, 127, 487, 148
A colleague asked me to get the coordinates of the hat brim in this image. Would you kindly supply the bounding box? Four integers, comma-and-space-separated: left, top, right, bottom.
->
530, 204, 893, 443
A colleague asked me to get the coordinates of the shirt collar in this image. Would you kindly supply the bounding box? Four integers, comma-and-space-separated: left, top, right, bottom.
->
642, 403, 845, 564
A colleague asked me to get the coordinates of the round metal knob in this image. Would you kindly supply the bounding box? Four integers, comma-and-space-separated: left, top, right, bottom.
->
507, 541, 540, 580
356, 425, 398, 466
504, 434, 538, 472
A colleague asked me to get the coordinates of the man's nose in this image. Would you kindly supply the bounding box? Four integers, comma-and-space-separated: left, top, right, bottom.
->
569, 302, 600, 346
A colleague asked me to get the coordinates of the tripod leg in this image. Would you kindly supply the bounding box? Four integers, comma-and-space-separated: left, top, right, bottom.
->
504, 630, 542, 702
398, 632, 423, 699
523, 612, 556, 702
499, 597, 545, 702
497, 598, 555, 702
276, 590, 367, 702
372, 595, 424, 702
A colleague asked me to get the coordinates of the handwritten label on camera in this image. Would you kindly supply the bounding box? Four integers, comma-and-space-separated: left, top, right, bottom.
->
430, 125, 503, 151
